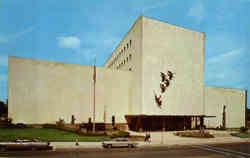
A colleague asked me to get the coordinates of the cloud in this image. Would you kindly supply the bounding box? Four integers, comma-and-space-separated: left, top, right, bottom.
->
57, 32, 120, 65
78, 32, 120, 64
206, 33, 241, 56
187, 0, 205, 24
140, 1, 170, 13
0, 26, 35, 43
0, 56, 8, 67
205, 47, 249, 88
207, 48, 244, 64
0, 37, 8, 43
57, 36, 81, 50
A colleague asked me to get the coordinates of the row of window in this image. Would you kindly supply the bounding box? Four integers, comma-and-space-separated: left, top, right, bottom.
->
108, 40, 132, 68
116, 54, 132, 69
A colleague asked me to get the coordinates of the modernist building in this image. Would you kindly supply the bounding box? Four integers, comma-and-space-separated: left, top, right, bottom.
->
8, 16, 247, 131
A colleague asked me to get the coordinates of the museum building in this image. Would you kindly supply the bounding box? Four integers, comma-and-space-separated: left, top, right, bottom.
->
8, 16, 247, 131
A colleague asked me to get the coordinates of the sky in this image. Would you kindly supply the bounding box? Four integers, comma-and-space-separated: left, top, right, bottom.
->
0, 0, 249, 107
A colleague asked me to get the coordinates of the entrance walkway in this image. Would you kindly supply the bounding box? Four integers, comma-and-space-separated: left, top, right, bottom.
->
127, 130, 248, 146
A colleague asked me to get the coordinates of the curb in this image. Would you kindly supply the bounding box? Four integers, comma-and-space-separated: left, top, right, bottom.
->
51, 139, 250, 152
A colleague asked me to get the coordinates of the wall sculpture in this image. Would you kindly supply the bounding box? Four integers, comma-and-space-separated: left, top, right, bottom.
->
154, 71, 175, 108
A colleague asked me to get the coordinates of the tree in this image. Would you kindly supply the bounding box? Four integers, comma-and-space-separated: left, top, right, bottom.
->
0, 100, 7, 117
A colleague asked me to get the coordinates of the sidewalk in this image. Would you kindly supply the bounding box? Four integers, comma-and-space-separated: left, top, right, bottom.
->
51, 130, 250, 150
146, 131, 249, 147
145, 130, 247, 145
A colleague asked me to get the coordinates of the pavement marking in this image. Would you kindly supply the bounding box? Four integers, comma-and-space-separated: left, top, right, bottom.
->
200, 144, 250, 157
192, 145, 246, 158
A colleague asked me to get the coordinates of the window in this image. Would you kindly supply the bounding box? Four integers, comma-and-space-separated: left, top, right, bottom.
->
129, 54, 132, 60
124, 46, 126, 52
127, 43, 129, 49
129, 40, 132, 47
129, 68, 132, 71
124, 59, 125, 64
127, 57, 128, 62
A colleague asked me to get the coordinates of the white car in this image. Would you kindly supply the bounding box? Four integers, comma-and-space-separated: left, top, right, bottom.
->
102, 138, 138, 148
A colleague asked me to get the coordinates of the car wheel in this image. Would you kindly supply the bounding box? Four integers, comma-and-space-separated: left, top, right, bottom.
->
107, 144, 112, 149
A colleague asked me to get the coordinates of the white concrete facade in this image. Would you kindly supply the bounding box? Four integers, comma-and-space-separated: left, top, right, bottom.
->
9, 57, 132, 124
204, 86, 246, 128
141, 17, 205, 116
8, 16, 246, 128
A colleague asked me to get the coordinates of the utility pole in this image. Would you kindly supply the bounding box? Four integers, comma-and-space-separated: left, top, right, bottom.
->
104, 105, 106, 124
93, 57, 96, 133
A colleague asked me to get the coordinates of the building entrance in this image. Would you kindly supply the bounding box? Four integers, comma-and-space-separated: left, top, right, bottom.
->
125, 115, 205, 132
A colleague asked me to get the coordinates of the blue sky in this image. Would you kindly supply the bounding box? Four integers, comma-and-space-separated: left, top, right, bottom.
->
0, 0, 249, 107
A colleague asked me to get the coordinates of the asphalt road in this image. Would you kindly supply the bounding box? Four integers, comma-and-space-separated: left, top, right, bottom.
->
0, 142, 249, 158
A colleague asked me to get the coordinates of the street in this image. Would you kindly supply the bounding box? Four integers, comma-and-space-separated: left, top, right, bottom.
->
0, 142, 249, 158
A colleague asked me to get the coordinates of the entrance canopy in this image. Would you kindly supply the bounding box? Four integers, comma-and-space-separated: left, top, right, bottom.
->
125, 115, 215, 132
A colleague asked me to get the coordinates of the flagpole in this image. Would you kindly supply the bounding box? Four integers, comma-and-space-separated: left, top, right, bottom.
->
93, 57, 96, 133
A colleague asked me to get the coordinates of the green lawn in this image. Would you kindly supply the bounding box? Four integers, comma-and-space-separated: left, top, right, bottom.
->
0, 128, 110, 142
231, 132, 250, 138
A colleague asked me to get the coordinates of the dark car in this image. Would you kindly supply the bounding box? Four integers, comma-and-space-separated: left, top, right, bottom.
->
0, 139, 51, 151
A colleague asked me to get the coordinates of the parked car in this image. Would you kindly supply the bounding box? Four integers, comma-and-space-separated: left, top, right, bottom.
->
0, 139, 51, 151
102, 138, 138, 148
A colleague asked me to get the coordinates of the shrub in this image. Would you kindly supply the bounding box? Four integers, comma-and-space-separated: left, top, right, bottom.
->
16, 123, 27, 128
240, 126, 248, 133
60, 127, 78, 133
175, 131, 214, 138
56, 118, 65, 128
83, 132, 107, 136
0, 117, 18, 128
111, 131, 130, 138
43, 124, 56, 128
